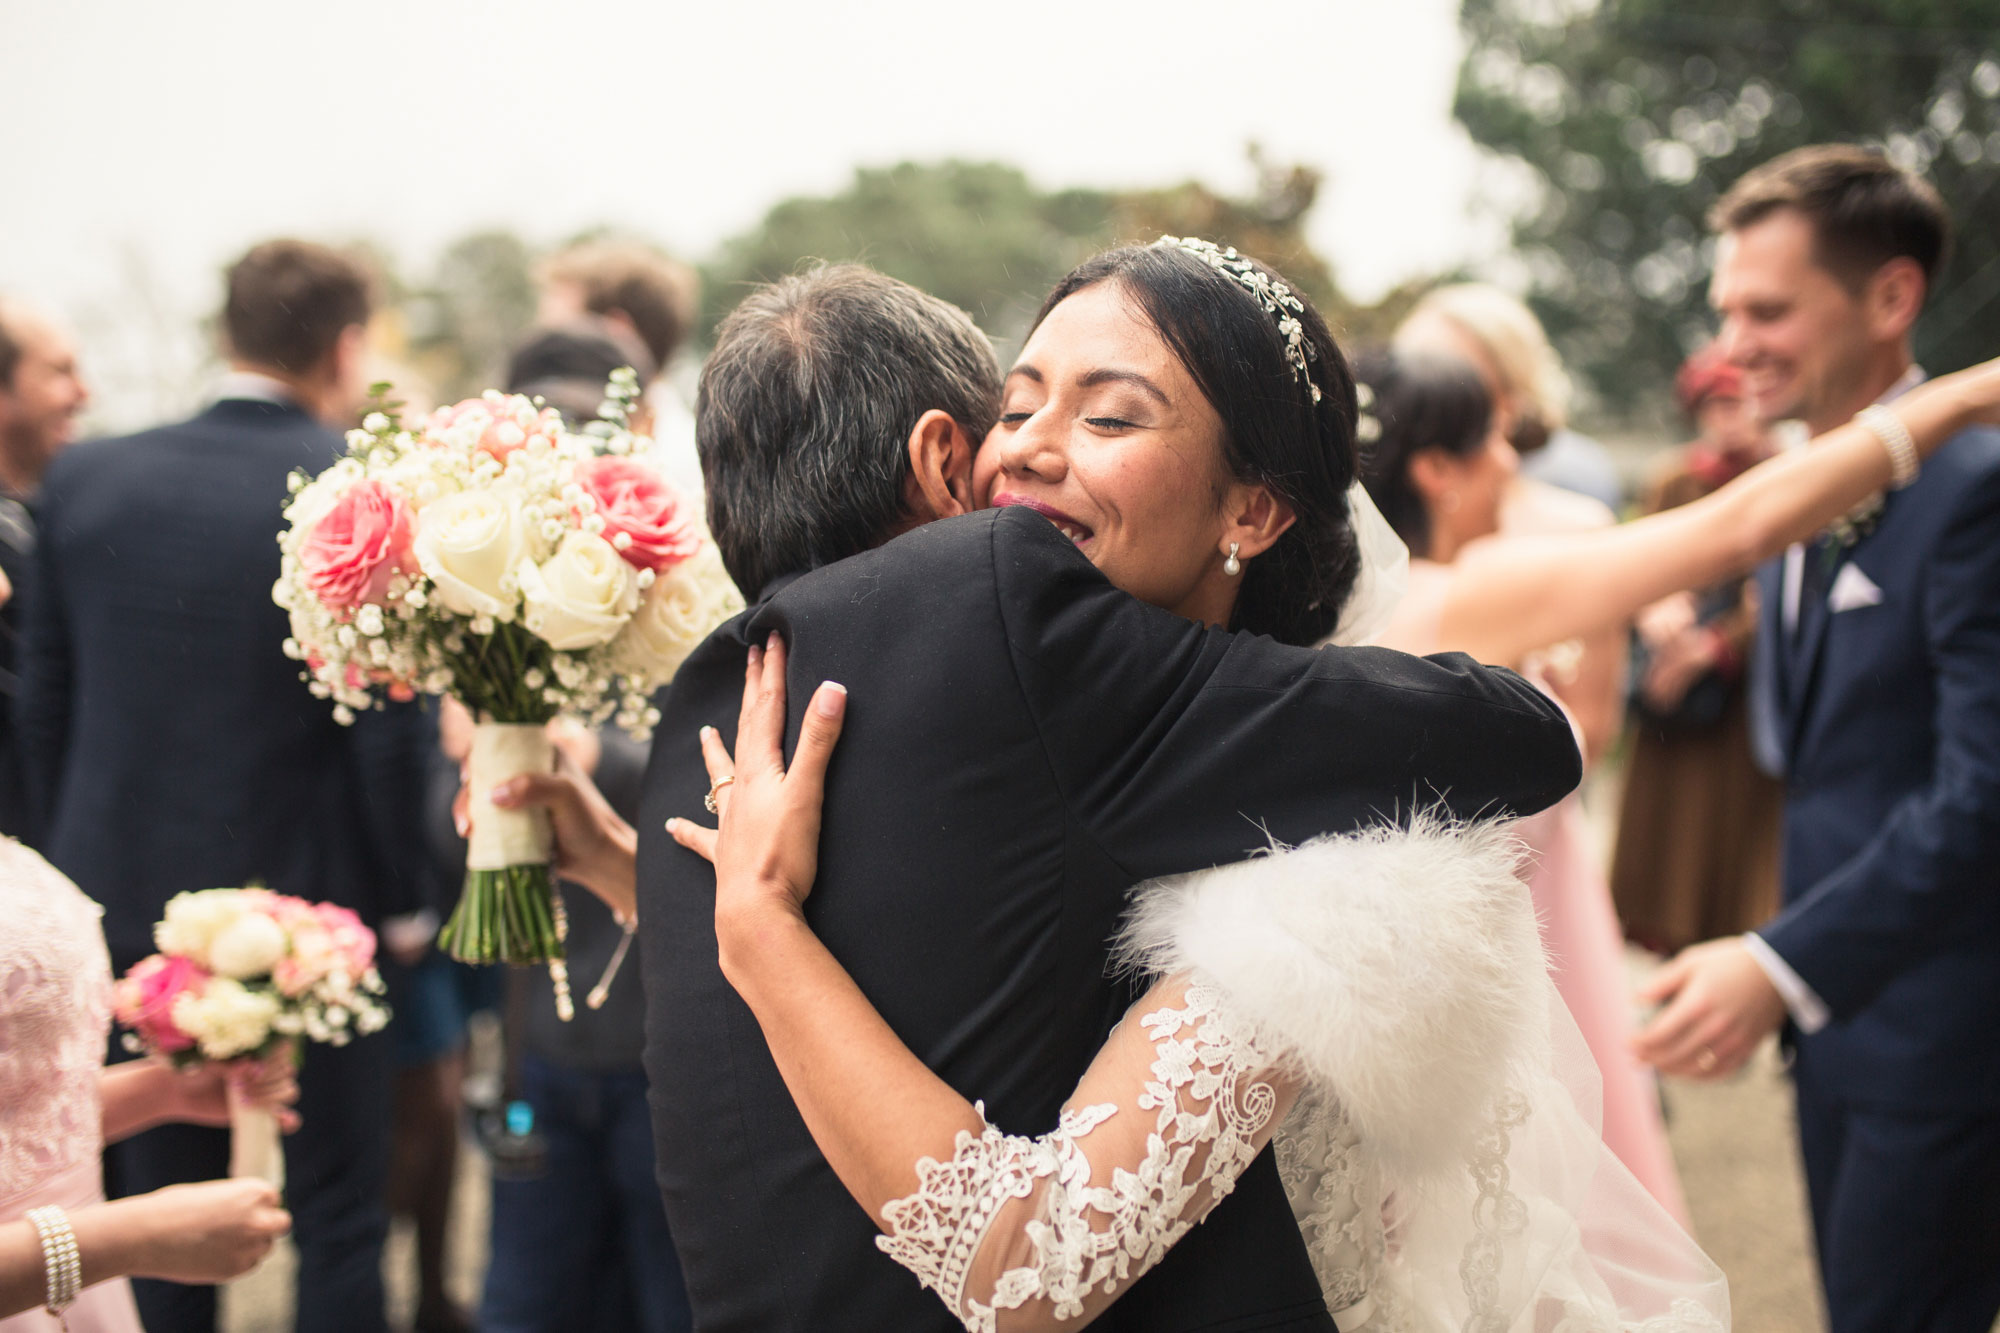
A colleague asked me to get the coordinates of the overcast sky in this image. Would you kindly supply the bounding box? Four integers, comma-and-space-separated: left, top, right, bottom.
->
2, 0, 1506, 426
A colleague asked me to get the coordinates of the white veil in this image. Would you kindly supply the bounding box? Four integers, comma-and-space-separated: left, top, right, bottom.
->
1327, 481, 1409, 648
1120, 822, 1730, 1332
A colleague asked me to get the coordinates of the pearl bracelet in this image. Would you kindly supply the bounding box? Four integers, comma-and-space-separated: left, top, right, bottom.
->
1857, 404, 1920, 489
25, 1204, 81, 1326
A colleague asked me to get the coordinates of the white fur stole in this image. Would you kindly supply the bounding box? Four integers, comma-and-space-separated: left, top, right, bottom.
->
1114, 816, 1549, 1182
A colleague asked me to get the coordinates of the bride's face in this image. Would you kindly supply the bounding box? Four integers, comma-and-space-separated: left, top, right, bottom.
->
971, 282, 1246, 626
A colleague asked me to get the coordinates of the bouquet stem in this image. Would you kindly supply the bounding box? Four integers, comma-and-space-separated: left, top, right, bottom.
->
228, 1089, 285, 1189
439, 723, 563, 966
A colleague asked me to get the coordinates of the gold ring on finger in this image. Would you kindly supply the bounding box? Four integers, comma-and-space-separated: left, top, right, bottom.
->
704, 776, 735, 814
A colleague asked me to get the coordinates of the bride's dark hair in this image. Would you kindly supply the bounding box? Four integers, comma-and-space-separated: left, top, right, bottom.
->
1030, 244, 1362, 646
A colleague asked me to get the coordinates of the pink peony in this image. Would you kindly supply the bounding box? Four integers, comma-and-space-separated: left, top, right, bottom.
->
426, 395, 559, 460
572, 456, 700, 572
113, 954, 207, 1055
298, 480, 415, 610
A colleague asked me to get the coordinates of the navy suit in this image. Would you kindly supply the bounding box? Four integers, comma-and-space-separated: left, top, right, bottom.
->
16, 397, 434, 1333
1749, 424, 2000, 1332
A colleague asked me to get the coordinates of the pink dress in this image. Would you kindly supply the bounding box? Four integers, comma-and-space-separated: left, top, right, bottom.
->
1375, 564, 1691, 1227
0, 839, 144, 1333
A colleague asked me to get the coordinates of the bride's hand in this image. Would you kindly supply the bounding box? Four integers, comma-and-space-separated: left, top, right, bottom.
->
669, 633, 847, 935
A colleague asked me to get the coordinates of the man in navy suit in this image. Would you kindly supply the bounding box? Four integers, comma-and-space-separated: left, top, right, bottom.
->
17, 240, 433, 1333
1636, 146, 2000, 1331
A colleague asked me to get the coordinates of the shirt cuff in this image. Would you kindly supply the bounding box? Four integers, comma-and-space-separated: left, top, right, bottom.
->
1742, 932, 1830, 1035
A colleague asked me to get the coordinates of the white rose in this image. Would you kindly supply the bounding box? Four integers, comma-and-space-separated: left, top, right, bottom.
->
613, 544, 743, 676
284, 474, 347, 534
518, 531, 640, 650
171, 978, 281, 1060
207, 911, 289, 980
155, 889, 250, 969
414, 488, 529, 619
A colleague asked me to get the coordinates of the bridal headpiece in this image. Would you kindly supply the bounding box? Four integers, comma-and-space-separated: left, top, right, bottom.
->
1155, 236, 1322, 403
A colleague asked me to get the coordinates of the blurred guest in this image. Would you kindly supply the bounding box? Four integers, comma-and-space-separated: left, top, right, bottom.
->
1635, 145, 2000, 1332
1357, 347, 1689, 1224
536, 241, 702, 499
1610, 344, 1782, 954
1, 815, 297, 1332
15, 240, 433, 1333
506, 318, 657, 434
1396, 284, 1626, 762
1398, 282, 1625, 511
468, 328, 692, 1333
0, 299, 88, 839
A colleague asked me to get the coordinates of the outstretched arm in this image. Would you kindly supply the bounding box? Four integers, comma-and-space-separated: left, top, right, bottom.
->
670, 637, 1301, 1331
1434, 359, 2000, 665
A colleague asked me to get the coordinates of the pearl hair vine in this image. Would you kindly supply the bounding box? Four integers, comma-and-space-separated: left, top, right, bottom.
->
1154, 236, 1322, 403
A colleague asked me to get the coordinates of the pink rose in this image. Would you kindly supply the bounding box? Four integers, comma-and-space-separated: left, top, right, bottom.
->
113, 954, 207, 1055
316, 903, 377, 974
426, 395, 559, 460
298, 480, 415, 610
572, 456, 700, 572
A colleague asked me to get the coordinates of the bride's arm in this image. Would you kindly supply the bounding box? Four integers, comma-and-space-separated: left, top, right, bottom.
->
671, 636, 1300, 1331
1433, 359, 2000, 664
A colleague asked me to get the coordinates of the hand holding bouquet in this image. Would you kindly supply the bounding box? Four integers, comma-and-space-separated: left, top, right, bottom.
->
271, 372, 743, 998
114, 888, 389, 1185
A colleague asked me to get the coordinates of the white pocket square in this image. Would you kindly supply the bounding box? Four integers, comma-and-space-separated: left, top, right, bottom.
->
1828, 563, 1884, 612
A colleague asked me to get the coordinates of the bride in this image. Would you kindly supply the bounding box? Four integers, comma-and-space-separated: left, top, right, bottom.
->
513, 239, 2000, 1328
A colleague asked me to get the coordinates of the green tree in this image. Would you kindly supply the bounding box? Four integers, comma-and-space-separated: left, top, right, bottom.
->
699, 154, 1402, 351
1454, 0, 2000, 416
399, 230, 539, 402
700, 161, 1115, 346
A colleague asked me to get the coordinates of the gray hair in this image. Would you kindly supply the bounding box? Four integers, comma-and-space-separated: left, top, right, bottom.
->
698, 264, 1001, 597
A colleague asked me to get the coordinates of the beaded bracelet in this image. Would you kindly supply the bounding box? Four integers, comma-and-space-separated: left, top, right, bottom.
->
25, 1204, 81, 1328
1857, 403, 1920, 489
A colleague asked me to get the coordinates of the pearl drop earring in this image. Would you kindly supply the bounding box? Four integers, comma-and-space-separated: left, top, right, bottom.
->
1223, 542, 1242, 577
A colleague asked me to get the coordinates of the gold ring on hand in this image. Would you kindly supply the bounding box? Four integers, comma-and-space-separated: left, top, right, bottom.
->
703, 776, 735, 814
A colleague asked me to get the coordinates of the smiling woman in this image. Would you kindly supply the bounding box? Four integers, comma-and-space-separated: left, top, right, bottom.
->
974, 240, 1365, 646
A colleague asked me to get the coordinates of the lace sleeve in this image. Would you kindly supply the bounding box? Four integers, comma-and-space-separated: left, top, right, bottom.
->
874, 972, 1299, 1332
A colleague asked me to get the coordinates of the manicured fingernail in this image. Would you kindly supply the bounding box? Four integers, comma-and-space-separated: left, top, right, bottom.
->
746, 645, 762, 667
664, 817, 681, 834
814, 682, 847, 717
767, 632, 781, 651
699, 725, 716, 740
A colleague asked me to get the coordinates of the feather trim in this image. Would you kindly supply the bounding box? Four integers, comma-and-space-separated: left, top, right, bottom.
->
1114, 815, 1549, 1182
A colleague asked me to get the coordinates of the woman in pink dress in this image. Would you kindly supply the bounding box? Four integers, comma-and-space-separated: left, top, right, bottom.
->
1354, 348, 1697, 1220
0, 834, 295, 1330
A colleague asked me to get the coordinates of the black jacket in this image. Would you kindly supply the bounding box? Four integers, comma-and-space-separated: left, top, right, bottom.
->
639, 506, 1580, 1331
17, 398, 431, 967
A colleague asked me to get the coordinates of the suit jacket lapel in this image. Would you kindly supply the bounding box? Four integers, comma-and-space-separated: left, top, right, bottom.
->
1786, 541, 1843, 758
1749, 558, 1790, 774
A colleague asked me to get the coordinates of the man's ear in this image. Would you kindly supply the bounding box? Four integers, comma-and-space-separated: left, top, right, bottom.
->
1221, 482, 1296, 560
1865, 257, 1926, 342
902, 409, 977, 523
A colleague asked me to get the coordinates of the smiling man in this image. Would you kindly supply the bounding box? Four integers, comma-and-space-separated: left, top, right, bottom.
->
1634, 145, 2000, 1332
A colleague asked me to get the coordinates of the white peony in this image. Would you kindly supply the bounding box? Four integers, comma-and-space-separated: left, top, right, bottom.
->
517, 531, 640, 650
155, 889, 250, 970
414, 488, 530, 619
172, 978, 282, 1060
207, 911, 290, 980
612, 544, 743, 678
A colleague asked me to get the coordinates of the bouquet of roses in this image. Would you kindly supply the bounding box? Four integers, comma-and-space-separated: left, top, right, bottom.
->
114, 888, 389, 1185
271, 370, 742, 987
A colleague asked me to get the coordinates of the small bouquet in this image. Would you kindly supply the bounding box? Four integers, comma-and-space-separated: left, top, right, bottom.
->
271, 371, 742, 999
114, 888, 389, 1185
